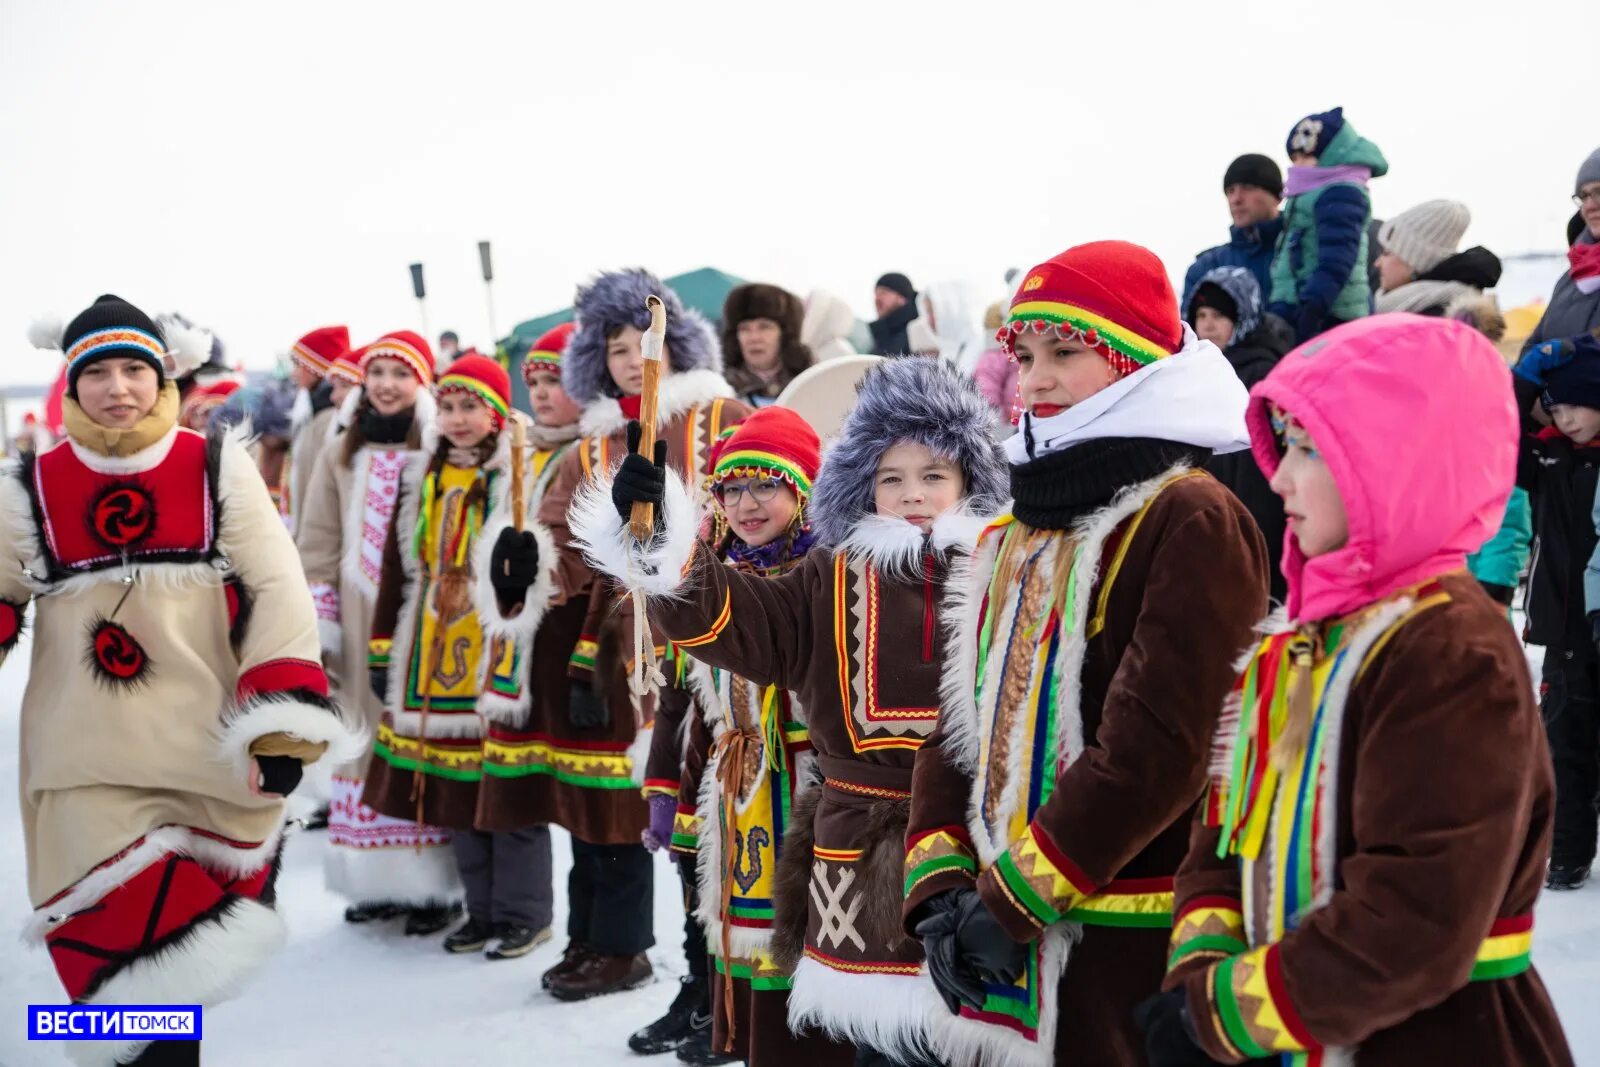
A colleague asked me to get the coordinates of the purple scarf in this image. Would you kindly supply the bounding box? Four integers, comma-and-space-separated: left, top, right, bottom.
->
726, 525, 817, 573
1283, 163, 1371, 198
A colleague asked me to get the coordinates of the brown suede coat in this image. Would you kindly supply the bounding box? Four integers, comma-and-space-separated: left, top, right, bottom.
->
1167, 572, 1573, 1067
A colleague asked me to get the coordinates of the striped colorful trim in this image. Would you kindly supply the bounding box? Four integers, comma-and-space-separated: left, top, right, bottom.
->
1471, 914, 1533, 981
367, 637, 393, 670
1210, 943, 1317, 1058
374, 724, 483, 782
1004, 300, 1172, 367
1064, 876, 1174, 929
674, 588, 732, 649
670, 803, 701, 852
361, 338, 433, 385
291, 340, 332, 374
812, 846, 863, 864
712, 953, 795, 991
904, 827, 978, 896
65, 327, 165, 372
822, 777, 910, 801
713, 449, 814, 499
641, 777, 680, 799
436, 373, 510, 420
802, 945, 921, 976
327, 358, 362, 386
524, 348, 563, 370
568, 637, 599, 672
991, 824, 1097, 928
481, 730, 636, 789
1167, 895, 1246, 971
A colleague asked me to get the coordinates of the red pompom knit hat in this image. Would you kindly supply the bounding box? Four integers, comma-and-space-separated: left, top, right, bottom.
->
327, 345, 364, 386
523, 322, 575, 386
436, 353, 512, 428
290, 325, 349, 378
998, 240, 1184, 379
359, 330, 435, 385
711, 406, 822, 503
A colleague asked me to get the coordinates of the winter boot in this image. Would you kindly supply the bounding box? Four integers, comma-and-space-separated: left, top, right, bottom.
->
405, 901, 463, 936
628, 974, 711, 1054
675, 1027, 740, 1066
343, 901, 404, 924
549, 951, 653, 1002
542, 940, 594, 990
1546, 863, 1592, 890
487, 923, 553, 960
443, 917, 496, 954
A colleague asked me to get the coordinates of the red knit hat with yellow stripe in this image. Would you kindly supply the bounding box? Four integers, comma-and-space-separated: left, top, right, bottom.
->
359, 330, 435, 385
523, 321, 575, 385
436, 353, 512, 427
327, 345, 364, 386
999, 240, 1184, 379
711, 406, 821, 503
290, 325, 349, 378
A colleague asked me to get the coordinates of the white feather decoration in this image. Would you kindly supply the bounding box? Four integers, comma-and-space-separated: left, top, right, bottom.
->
162, 320, 213, 378
27, 315, 64, 351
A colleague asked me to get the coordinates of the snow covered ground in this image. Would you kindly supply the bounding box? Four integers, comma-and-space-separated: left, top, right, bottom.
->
0, 627, 1596, 1066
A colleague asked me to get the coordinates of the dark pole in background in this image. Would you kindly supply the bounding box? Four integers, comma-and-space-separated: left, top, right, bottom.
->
409, 262, 430, 340
478, 241, 499, 358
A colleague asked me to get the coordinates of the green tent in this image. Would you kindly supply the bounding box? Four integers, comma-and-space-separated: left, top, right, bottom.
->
499, 267, 745, 411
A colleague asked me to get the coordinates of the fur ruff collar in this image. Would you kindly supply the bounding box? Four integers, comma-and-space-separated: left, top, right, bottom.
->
578, 369, 734, 439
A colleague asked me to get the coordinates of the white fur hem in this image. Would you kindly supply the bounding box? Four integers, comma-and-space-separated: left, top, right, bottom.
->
578, 369, 735, 439
627, 723, 653, 787
478, 686, 532, 728
67, 898, 286, 1067
787, 955, 948, 1063
387, 708, 485, 740
24, 825, 286, 943
472, 514, 558, 642
322, 836, 462, 907
317, 617, 342, 655
216, 692, 369, 783
569, 464, 701, 598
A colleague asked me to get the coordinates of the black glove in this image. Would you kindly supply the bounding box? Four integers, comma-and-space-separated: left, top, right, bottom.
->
491, 528, 540, 600
369, 666, 389, 704
611, 420, 669, 526
256, 755, 304, 797
1134, 990, 1221, 1067
948, 886, 1028, 985
568, 681, 610, 730
914, 891, 986, 1014
1294, 298, 1329, 344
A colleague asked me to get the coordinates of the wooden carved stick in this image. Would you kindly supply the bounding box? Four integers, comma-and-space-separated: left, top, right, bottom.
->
629, 294, 667, 542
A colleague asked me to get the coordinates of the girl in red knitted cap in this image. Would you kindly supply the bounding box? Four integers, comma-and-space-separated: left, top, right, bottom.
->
634, 407, 853, 1067
295, 332, 464, 935
358, 354, 561, 961
903, 241, 1270, 1067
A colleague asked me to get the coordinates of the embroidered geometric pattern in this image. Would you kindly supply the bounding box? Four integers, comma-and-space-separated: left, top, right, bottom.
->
809, 861, 866, 953
1063, 876, 1174, 928
990, 823, 1097, 929
904, 827, 977, 896
1210, 944, 1317, 1058
1168, 895, 1247, 972
480, 729, 635, 790
670, 803, 701, 853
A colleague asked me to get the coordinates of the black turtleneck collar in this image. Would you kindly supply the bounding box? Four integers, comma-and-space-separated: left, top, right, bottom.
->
359, 404, 414, 445
1009, 437, 1210, 530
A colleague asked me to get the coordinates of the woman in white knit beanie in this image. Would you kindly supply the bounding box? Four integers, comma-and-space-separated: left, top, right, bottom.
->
1374, 198, 1504, 316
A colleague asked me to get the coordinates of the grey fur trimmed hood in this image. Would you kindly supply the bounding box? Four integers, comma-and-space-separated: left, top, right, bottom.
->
563, 268, 721, 407
809, 357, 1007, 547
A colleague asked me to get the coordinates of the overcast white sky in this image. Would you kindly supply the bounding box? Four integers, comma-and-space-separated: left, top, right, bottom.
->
0, 0, 1589, 387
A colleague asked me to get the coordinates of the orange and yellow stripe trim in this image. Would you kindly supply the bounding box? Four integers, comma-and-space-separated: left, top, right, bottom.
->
812, 846, 864, 864
675, 587, 732, 649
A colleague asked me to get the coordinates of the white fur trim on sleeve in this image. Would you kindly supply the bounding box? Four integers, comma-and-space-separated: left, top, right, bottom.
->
569, 465, 701, 599
215, 692, 369, 783
472, 515, 559, 643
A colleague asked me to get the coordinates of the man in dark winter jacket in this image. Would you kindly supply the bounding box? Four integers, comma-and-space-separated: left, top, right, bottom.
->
869, 271, 919, 356
1512, 332, 1600, 892
1181, 153, 1285, 309
1524, 147, 1600, 354
1187, 265, 1293, 603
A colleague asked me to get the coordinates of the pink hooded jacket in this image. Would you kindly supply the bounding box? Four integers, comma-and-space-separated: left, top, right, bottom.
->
1246, 314, 1517, 622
